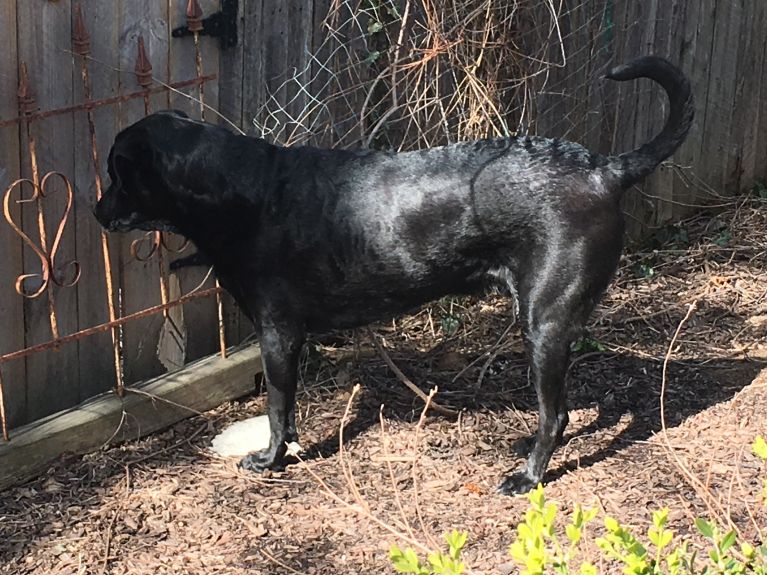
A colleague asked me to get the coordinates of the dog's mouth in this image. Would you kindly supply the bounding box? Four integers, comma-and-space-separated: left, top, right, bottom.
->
135, 220, 181, 234
104, 215, 180, 235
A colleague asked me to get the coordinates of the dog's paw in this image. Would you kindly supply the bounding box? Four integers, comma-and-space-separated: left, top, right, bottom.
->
238, 449, 284, 473
496, 471, 539, 496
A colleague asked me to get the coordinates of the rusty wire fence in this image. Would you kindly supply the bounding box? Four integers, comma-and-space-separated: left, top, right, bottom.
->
252, 0, 569, 149
0, 1, 229, 439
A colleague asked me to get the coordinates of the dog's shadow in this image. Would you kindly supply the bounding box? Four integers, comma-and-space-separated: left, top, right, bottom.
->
298, 341, 763, 482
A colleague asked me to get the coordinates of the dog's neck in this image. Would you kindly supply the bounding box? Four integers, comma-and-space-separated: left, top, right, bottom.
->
160, 138, 282, 254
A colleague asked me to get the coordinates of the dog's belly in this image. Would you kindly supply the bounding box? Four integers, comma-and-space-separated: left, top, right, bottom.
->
300, 263, 497, 332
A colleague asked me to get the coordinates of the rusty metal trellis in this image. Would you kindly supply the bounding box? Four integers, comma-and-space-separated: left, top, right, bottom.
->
10, 65, 82, 340
130, 33, 191, 331
73, 3, 124, 397
0, 2, 224, 441
3, 172, 81, 302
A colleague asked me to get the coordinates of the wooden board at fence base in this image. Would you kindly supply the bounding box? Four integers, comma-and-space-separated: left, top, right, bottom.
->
0, 344, 262, 492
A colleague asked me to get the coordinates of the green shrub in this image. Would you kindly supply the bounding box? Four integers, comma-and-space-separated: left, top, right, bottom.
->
509, 484, 598, 575
390, 530, 468, 575
389, 436, 767, 574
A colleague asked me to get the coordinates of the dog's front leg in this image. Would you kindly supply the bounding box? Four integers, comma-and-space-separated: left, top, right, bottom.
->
239, 313, 305, 472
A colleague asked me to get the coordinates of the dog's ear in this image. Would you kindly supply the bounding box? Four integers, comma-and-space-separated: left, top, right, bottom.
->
107, 131, 149, 195
107, 148, 135, 192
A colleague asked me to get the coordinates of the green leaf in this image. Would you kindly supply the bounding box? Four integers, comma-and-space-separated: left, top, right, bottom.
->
441, 314, 462, 336
543, 503, 558, 526
428, 552, 446, 572
648, 527, 660, 547
753, 436, 767, 460
570, 336, 606, 353
695, 518, 715, 539
713, 230, 732, 247
364, 50, 381, 65
634, 263, 655, 279
572, 504, 584, 527
580, 562, 597, 575
529, 484, 546, 508
720, 529, 737, 553
509, 540, 526, 563
652, 508, 669, 529
445, 530, 468, 560
566, 524, 582, 544
367, 20, 383, 34
390, 545, 424, 574
429, 552, 465, 575
604, 516, 620, 533
584, 507, 599, 523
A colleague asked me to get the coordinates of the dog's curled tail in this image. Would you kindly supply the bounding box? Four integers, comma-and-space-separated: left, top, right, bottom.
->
604, 56, 694, 190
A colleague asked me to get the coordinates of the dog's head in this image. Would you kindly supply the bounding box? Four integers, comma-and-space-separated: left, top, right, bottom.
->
94, 110, 192, 234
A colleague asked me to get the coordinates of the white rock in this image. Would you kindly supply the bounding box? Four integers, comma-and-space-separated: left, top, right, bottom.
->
210, 415, 302, 458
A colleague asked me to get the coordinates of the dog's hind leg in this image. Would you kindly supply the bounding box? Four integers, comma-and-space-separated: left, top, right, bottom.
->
496, 267, 599, 495
239, 310, 305, 472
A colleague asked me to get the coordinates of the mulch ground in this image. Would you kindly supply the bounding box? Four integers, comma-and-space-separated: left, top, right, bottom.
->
2, 196, 767, 574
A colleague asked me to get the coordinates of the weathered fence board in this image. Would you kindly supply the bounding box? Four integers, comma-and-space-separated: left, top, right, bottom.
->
533, 0, 767, 234
117, 1, 170, 387
169, 0, 222, 366
0, 1, 231, 432
72, 0, 122, 403
699, 0, 740, 197
241, 0, 266, 137
0, 1, 25, 429
737, 1, 767, 190
17, 0, 81, 422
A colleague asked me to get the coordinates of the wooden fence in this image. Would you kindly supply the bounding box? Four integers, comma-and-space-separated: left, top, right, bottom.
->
0, 0, 229, 431
1, 0, 766, 431
534, 0, 767, 233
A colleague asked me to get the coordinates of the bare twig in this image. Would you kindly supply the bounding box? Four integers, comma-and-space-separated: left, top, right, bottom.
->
379, 405, 417, 541
367, 328, 458, 416
296, 386, 478, 574
659, 300, 742, 536
410, 387, 440, 551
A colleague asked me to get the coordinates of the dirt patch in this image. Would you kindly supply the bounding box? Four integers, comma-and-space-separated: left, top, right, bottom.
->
2, 198, 767, 574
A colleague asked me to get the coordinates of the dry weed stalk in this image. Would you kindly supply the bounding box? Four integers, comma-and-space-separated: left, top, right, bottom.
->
658, 299, 744, 537
367, 327, 458, 416
253, 0, 568, 151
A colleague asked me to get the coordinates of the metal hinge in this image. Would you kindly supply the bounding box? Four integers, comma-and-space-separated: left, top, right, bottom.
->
172, 0, 238, 50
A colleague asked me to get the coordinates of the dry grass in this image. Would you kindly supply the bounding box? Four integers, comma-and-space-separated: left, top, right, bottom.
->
253, 0, 576, 150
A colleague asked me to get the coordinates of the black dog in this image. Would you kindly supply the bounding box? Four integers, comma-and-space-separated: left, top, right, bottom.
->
95, 56, 693, 495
